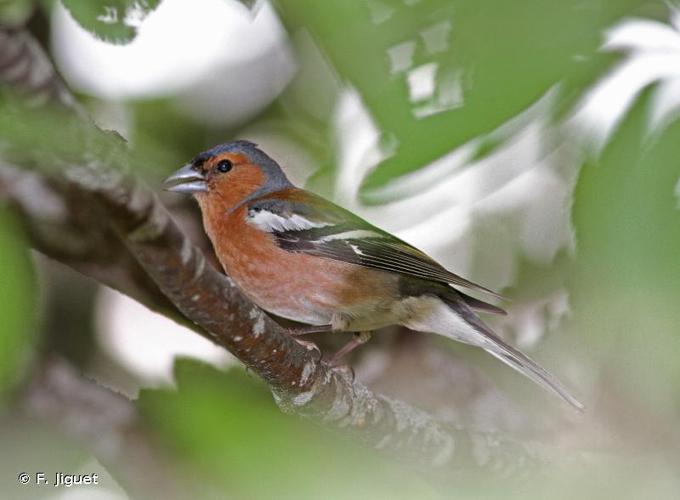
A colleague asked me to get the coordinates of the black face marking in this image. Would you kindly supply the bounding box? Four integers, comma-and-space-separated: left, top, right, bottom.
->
191, 155, 207, 170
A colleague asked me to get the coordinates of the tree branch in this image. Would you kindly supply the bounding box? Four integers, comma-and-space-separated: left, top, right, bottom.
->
0, 25, 538, 471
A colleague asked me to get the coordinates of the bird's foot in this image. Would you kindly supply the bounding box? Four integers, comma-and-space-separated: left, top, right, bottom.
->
291, 337, 322, 362
327, 331, 372, 367
284, 328, 323, 362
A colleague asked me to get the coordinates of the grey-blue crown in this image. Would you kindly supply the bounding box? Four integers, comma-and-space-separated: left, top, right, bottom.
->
192, 140, 293, 191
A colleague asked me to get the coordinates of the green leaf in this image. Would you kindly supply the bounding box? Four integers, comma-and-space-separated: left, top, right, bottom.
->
274, 0, 653, 190
60, 0, 161, 44
0, 207, 36, 402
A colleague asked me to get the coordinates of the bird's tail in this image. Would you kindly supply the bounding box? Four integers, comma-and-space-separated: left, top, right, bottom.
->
441, 292, 584, 411
479, 331, 584, 411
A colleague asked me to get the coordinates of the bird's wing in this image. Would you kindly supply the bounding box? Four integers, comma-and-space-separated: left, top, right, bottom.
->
246, 191, 504, 300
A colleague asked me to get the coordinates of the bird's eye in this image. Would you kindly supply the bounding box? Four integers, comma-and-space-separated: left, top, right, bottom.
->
216, 159, 233, 173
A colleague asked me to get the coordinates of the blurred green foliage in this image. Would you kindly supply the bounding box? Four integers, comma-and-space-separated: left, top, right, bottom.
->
0, 208, 35, 402
140, 360, 436, 499
61, 0, 160, 44
130, 98, 214, 177
0, 0, 34, 25
574, 93, 680, 297
274, 0, 656, 192
570, 90, 680, 415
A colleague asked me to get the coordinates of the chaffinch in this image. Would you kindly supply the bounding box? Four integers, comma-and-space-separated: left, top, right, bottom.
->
164, 140, 582, 410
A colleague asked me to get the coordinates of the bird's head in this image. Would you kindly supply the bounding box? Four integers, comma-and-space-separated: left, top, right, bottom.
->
164, 141, 292, 208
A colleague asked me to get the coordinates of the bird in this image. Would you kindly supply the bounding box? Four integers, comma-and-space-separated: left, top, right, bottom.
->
164, 140, 583, 410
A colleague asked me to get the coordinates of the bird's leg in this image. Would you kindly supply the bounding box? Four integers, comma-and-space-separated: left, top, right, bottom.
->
287, 324, 333, 336
328, 331, 372, 366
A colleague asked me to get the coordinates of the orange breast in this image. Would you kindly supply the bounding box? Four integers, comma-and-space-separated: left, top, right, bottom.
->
198, 203, 399, 326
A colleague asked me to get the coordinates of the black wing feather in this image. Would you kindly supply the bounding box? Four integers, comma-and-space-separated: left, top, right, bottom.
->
248, 194, 504, 300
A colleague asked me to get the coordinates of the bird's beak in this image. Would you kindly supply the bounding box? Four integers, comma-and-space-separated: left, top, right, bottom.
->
163, 164, 207, 194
